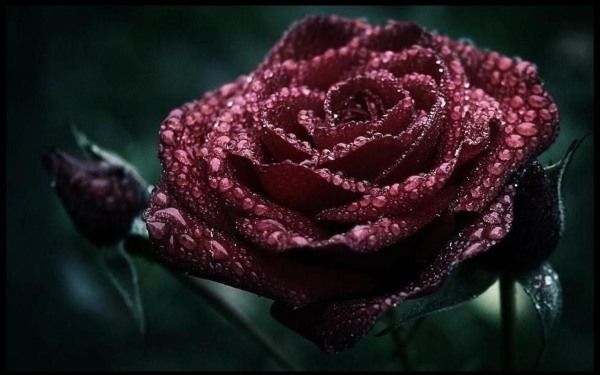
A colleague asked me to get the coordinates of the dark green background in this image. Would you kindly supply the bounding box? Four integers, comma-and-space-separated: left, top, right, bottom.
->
6, 6, 594, 371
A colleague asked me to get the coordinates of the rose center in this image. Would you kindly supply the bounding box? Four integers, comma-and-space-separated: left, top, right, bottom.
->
334, 90, 384, 124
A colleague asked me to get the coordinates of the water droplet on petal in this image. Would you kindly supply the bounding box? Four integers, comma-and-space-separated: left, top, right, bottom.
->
147, 221, 169, 240
207, 240, 229, 261
488, 226, 506, 240
372, 196, 387, 208
515, 122, 538, 136
174, 150, 192, 165
179, 234, 197, 250
234, 261, 245, 276
154, 207, 187, 227
505, 134, 525, 149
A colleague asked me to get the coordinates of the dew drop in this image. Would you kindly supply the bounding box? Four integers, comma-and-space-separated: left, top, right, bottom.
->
255, 219, 285, 232
488, 226, 506, 240
372, 196, 387, 208
234, 262, 245, 276
254, 204, 267, 215
463, 242, 484, 257
289, 236, 309, 247
218, 178, 233, 192
161, 130, 176, 145
483, 212, 501, 224
505, 134, 525, 149
174, 150, 192, 165
147, 221, 169, 240
179, 234, 197, 250
487, 162, 504, 176
498, 149, 513, 161
527, 95, 548, 108
209, 158, 222, 172
154, 207, 187, 227
208, 240, 229, 261
242, 197, 255, 210
515, 122, 538, 136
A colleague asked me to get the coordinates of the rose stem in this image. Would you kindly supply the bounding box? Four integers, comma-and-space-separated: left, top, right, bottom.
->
500, 274, 516, 371
166, 269, 301, 371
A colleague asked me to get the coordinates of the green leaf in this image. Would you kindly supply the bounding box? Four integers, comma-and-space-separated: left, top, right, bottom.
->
70, 122, 149, 190
375, 260, 498, 337
544, 136, 588, 233
516, 262, 562, 368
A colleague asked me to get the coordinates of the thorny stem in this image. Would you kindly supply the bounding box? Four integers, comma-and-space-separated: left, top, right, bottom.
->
500, 274, 516, 371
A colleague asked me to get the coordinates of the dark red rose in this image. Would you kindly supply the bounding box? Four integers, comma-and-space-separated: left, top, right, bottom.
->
144, 16, 559, 352
44, 149, 147, 246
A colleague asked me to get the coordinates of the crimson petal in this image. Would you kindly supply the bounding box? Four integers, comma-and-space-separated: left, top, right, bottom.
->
259, 15, 370, 68
256, 160, 365, 216
436, 35, 559, 212
145, 187, 378, 309
270, 182, 516, 352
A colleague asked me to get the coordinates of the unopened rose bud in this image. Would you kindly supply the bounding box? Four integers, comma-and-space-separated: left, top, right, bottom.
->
43, 149, 148, 246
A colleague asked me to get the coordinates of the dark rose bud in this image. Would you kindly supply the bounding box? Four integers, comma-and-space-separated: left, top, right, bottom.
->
43, 149, 147, 246
144, 15, 560, 352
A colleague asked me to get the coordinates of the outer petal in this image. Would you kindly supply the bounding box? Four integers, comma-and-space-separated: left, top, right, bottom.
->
435, 35, 560, 212
145, 182, 378, 308
271, 181, 517, 352
258, 15, 370, 68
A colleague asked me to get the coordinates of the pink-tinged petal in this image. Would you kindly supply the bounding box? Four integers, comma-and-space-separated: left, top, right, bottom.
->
157, 83, 253, 234
365, 47, 444, 84
312, 95, 415, 150
315, 85, 440, 181
359, 21, 432, 52
323, 72, 406, 126
318, 157, 457, 223
434, 35, 559, 211
374, 91, 445, 186
259, 15, 370, 68
318, 134, 415, 181
202, 131, 328, 244
427, 39, 468, 164
270, 182, 516, 352
321, 186, 457, 253
374, 115, 442, 185
256, 160, 366, 216
261, 86, 326, 141
294, 45, 370, 91
144, 193, 379, 309
455, 89, 502, 166
261, 126, 316, 163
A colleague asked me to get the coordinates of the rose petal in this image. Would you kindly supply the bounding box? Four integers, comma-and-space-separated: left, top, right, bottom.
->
270, 182, 516, 352
255, 160, 366, 216
259, 15, 370, 68
144, 194, 378, 309
294, 45, 370, 91
262, 86, 325, 142
359, 21, 431, 52
436, 35, 559, 211
318, 157, 457, 223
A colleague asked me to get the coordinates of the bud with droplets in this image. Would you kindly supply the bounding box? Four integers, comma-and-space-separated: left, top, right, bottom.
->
43, 149, 147, 246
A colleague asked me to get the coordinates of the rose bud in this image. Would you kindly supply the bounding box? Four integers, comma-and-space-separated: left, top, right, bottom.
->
43, 149, 147, 247
144, 15, 559, 352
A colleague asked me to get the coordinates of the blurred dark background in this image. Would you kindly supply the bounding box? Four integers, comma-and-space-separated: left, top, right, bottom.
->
6, 6, 593, 371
